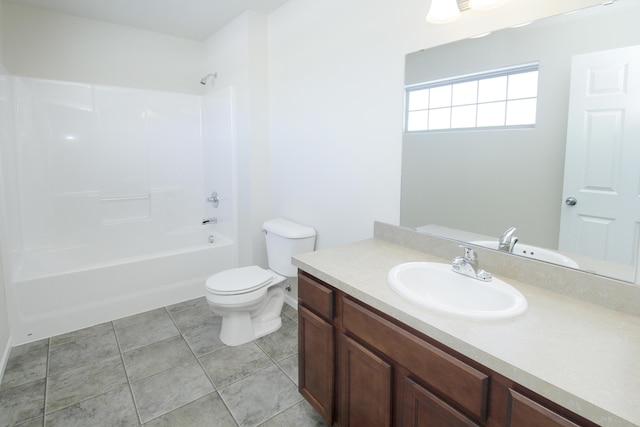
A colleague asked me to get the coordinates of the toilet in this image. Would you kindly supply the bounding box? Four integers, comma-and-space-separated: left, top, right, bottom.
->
205, 218, 316, 346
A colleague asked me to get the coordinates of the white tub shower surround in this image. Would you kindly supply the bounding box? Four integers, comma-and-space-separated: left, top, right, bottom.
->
0, 76, 237, 343
12, 230, 234, 342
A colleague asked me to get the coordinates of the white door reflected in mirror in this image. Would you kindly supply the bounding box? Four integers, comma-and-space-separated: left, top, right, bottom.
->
559, 45, 640, 266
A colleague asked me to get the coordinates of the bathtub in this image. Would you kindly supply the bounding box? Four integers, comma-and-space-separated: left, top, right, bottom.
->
10, 227, 236, 343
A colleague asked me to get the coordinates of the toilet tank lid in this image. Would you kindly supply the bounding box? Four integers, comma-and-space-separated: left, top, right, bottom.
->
263, 218, 316, 238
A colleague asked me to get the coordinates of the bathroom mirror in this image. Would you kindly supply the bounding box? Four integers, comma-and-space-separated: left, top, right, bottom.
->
400, 0, 640, 283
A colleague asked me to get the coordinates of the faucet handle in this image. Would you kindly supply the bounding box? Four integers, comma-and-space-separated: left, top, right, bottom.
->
459, 245, 477, 261
453, 245, 492, 281
500, 226, 517, 239
498, 226, 518, 252
206, 191, 221, 208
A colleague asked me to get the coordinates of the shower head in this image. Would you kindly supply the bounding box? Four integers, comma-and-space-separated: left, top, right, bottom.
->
200, 73, 217, 85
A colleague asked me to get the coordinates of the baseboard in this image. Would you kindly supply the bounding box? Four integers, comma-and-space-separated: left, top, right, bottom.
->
283, 293, 297, 310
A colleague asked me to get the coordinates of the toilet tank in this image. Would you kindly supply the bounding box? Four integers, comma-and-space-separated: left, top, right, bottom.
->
263, 218, 316, 277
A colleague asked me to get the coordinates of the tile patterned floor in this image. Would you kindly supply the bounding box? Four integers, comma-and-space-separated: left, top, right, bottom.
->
0, 298, 329, 427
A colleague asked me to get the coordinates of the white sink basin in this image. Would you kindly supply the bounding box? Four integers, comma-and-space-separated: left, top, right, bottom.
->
387, 262, 527, 320
471, 241, 579, 269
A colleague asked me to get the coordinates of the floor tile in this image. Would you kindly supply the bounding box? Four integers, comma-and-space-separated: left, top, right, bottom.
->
45, 385, 139, 427
131, 360, 214, 424
47, 326, 119, 374
259, 399, 329, 427
219, 364, 302, 427
116, 312, 180, 353
0, 347, 48, 391
277, 354, 299, 386
171, 305, 226, 357
143, 392, 236, 426
14, 416, 44, 427
123, 335, 195, 382
169, 303, 219, 334
0, 299, 327, 427
8, 339, 48, 360
113, 307, 169, 329
46, 355, 128, 413
254, 317, 298, 362
49, 322, 113, 348
181, 319, 226, 357
200, 342, 273, 388
0, 379, 45, 426
282, 304, 298, 323
165, 296, 208, 315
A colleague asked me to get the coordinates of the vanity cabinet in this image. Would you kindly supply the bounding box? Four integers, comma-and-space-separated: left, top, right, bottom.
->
340, 296, 486, 427
506, 390, 582, 427
339, 333, 393, 426
298, 273, 335, 423
402, 376, 480, 427
297, 270, 599, 427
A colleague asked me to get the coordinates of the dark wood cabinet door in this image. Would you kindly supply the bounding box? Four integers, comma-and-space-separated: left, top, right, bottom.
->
342, 297, 489, 421
507, 390, 582, 427
402, 376, 479, 427
299, 305, 334, 424
299, 272, 334, 321
339, 334, 392, 427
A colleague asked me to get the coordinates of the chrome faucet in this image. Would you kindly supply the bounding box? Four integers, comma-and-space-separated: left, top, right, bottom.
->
498, 227, 518, 253
452, 246, 492, 281
202, 217, 218, 225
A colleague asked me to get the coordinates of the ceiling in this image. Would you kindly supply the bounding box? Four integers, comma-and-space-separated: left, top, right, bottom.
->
2, 0, 291, 40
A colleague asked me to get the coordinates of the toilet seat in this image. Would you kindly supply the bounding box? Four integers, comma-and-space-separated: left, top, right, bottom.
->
206, 265, 273, 295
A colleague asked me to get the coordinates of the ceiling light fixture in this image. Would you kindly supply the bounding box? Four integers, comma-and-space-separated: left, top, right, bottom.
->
426, 0, 461, 24
426, 0, 510, 24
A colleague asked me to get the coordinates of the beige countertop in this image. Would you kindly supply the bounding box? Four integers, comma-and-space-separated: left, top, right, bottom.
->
293, 238, 640, 427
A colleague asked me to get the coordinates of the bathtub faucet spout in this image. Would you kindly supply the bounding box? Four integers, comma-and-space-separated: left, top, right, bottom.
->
202, 217, 218, 225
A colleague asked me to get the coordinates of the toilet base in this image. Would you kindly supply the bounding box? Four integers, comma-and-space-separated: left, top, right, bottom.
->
215, 285, 285, 346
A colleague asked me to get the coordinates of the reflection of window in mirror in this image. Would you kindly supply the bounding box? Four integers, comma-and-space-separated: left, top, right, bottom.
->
405, 62, 539, 132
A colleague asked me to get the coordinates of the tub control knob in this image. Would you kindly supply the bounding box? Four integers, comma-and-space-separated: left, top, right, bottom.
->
207, 191, 220, 208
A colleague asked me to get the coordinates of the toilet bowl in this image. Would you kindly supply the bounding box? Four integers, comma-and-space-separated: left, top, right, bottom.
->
204, 218, 316, 346
206, 265, 286, 346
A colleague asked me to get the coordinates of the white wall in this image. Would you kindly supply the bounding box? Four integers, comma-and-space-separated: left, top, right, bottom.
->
0, 2, 6, 75
0, 1, 13, 378
0, 248, 9, 379
267, 0, 602, 251
0, 191, 10, 379
1, 3, 204, 94
202, 11, 271, 268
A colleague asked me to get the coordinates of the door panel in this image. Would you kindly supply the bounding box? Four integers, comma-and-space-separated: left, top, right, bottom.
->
559, 45, 640, 266
339, 334, 392, 427
299, 306, 334, 423
403, 376, 478, 427
507, 390, 581, 427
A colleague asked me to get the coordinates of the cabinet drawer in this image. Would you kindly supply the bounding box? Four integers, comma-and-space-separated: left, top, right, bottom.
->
507, 390, 582, 427
403, 376, 479, 427
342, 297, 489, 421
298, 272, 334, 321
